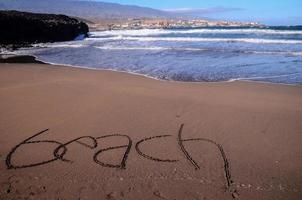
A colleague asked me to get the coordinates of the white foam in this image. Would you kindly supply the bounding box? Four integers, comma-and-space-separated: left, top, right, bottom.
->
87, 36, 302, 44
90, 29, 169, 37
229, 73, 301, 81
250, 50, 302, 56
94, 46, 208, 51
34, 43, 86, 48
179, 29, 302, 35
95, 46, 168, 51
94, 45, 302, 57
90, 28, 302, 37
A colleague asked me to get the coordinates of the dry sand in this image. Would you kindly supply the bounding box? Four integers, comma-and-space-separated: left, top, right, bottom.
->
0, 63, 301, 200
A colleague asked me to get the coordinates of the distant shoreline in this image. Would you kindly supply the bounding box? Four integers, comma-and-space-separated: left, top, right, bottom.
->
88, 18, 265, 31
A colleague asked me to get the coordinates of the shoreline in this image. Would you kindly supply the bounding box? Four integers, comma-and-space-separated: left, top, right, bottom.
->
42, 59, 302, 87
1, 53, 301, 87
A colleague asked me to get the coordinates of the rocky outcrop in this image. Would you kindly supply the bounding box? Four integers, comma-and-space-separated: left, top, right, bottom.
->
0, 54, 45, 64
0, 10, 89, 47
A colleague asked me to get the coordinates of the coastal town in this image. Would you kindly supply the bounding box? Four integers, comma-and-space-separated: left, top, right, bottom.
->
89, 18, 264, 30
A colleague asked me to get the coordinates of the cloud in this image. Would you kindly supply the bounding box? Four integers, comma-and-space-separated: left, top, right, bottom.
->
164, 7, 244, 15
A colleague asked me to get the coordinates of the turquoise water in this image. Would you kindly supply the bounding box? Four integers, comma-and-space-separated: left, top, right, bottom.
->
14, 26, 302, 84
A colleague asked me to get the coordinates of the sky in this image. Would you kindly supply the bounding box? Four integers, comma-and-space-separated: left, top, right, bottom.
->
96, 0, 302, 25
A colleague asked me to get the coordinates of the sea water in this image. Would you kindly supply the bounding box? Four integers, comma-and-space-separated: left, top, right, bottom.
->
12, 26, 302, 84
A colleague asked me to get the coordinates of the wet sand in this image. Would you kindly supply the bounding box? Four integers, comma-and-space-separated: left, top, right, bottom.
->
0, 63, 301, 200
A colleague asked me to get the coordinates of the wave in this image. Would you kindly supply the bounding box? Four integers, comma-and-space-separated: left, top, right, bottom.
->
229, 73, 302, 81
34, 43, 86, 48
87, 36, 302, 44
90, 28, 302, 37
252, 51, 302, 56
95, 46, 302, 56
95, 46, 169, 51
90, 29, 168, 37
179, 28, 302, 35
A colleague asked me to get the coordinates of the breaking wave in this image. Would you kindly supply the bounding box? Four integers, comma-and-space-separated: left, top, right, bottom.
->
95, 46, 302, 56
11, 27, 302, 85
88, 36, 302, 44
90, 28, 302, 37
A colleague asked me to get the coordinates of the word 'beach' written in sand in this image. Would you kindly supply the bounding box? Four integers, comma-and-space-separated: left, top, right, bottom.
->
5, 124, 238, 197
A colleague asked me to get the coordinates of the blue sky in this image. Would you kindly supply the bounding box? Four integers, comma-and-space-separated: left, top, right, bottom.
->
97, 0, 302, 25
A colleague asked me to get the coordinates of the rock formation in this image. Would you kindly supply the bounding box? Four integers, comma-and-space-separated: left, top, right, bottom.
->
0, 10, 89, 47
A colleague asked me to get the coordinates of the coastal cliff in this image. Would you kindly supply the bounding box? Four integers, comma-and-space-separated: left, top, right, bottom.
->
0, 10, 89, 48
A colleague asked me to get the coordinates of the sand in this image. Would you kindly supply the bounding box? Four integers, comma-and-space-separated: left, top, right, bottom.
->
0, 63, 301, 200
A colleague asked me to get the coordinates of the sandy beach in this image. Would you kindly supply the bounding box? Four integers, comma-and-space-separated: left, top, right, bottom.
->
0, 62, 301, 200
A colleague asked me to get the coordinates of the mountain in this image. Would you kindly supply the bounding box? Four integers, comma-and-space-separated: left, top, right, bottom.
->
0, 0, 177, 20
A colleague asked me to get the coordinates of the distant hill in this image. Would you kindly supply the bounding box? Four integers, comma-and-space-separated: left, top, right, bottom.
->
0, 0, 178, 20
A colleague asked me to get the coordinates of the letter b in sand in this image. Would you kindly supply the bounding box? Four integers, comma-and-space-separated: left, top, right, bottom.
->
6, 129, 67, 169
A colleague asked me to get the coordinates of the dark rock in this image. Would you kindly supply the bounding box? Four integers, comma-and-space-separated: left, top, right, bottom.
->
0, 54, 45, 64
0, 10, 89, 47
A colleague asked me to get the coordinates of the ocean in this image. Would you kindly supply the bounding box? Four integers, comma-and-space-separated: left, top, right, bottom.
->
12, 26, 302, 85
